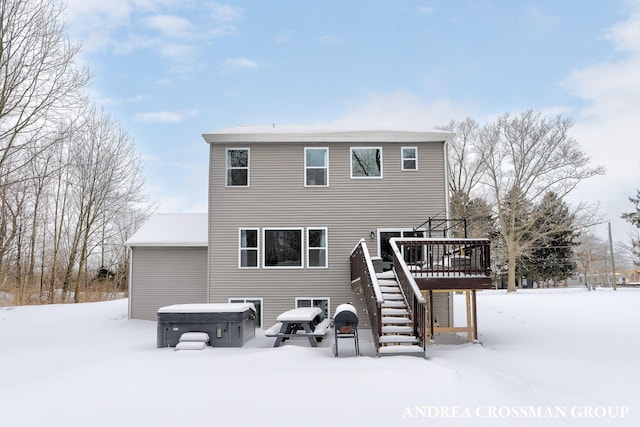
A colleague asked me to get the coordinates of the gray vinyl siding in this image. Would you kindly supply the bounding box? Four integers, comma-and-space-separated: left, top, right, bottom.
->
129, 247, 207, 321
208, 140, 447, 327
431, 292, 452, 328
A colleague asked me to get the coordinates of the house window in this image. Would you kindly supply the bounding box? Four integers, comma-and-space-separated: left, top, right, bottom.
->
263, 228, 303, 268
239, 228, 259, 268
305, 148, 328, 186
307, 228, 328, 268
295, 297, 330, 320
378, 229, 426, 271
226, 148, 249, 186
229, 298, 263, 328
402, 147, 418, 170
351, 147, 382, 178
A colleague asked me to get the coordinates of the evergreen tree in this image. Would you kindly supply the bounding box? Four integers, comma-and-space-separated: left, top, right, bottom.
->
525, 193, 578, 286
621, 189, 640, 265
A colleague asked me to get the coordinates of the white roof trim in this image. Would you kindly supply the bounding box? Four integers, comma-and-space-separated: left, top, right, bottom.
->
203, 125, 454, 144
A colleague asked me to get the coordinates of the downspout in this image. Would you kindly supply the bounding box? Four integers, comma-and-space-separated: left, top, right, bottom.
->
442, 138, 452, 232
442, 136, 454, 327
127, 246, 133, 319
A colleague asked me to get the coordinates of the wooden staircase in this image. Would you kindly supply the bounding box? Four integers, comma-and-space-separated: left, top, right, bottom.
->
377, 276, 425, 356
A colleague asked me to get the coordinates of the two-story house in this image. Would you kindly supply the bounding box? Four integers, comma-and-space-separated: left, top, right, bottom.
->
127, 126, 492, 355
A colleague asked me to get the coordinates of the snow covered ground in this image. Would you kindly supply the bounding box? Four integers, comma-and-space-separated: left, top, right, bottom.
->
1, 288, 638, 427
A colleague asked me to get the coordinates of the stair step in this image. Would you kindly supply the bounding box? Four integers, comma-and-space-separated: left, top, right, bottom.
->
376, 271, 396, 279
381, 308, 409, 316
381, 316, 411, 325
379, 345, 425, 355
379, 286, 401, 293
382, 301, 406, 308
378, 279, 399, 286
379, 335, 419, 344
382, 293, 403, 300
382, 326, 413, 334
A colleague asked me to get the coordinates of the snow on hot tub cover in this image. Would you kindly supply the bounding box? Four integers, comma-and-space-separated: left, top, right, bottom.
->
157, 303, 256, 314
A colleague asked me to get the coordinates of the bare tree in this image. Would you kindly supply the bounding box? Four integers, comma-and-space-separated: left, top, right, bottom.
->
440, 118, 485, 198
65, 107, 147, 302
478, 110, 604, 292
0, 0, 89, 181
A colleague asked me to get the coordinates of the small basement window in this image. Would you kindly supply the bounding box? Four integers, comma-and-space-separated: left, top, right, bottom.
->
229, 298, 263, 328
296, 297, 330, 320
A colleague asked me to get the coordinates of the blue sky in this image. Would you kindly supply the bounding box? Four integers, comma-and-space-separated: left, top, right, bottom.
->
63, 0, 640, 242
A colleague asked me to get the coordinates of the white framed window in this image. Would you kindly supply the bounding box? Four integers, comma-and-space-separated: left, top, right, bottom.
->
377, 228, 427, 271
239, 228, 259, 268
305, 147, 329, 186
351, 147, 383, 178
307, 227, 328, 268
402, 146, 418, 171
263, 228, 303, 268
295, 297, 330, 321
229, 297, 263, 328
226, 148, 250, 187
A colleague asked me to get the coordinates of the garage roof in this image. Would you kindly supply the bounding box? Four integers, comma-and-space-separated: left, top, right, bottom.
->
125, 213, 207, 247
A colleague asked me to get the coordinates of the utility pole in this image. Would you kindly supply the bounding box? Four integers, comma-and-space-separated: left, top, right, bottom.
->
608, 222, 617, 291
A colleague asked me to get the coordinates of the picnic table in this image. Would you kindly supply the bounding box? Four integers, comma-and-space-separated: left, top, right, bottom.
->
266, 307, 329, 347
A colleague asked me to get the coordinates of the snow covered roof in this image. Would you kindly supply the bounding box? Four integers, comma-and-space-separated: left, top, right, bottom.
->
202, 125, 454, 144
125, 213, 207, 247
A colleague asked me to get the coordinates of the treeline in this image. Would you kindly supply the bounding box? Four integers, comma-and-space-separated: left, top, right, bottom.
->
441, 113, 605, 291
0, 0, 150, 304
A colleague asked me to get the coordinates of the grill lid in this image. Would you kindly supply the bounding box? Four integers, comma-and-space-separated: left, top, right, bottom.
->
334, 303, 358, 332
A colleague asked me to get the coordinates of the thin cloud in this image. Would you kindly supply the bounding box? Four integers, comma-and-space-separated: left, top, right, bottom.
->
135, 109, 198, 123
561, 1, 640, 237
329, 91, 477, 129
225, 57, 259, 69
64, 0, 243, 65
274, 31, 294, 44
144, 14, 195, 39
523, 5, 559, 38
417, 6, 435, 15
316, 35, 340, 45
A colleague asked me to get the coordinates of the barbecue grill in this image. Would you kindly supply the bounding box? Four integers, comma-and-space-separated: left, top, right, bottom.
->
333, 303, 359, 357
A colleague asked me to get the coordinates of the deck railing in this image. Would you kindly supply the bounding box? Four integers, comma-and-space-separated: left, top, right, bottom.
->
350, 239, 383, 355
389, 238, 428, 351
394, 238, 491, 279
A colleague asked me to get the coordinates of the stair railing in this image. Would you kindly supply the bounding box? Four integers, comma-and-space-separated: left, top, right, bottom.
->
389, 238, 428, 352
350, 239, 384, 356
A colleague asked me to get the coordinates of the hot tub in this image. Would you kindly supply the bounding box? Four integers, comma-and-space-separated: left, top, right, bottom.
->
157, 303, 256, 348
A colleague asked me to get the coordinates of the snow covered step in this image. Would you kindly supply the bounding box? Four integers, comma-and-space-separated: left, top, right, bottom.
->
382, 325, 413, 334
382, 293, 403, 300
379, 286, 401, 293
179, 332, 210, 343
381, 308, 409, 316
376, 271, 396, 279
174, 341, 207, 351
378, 279, 399, 286
379, 335, 419, 344
382, 300, 406, 308
381, 316, 411, 325
378, 345, 425, 355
